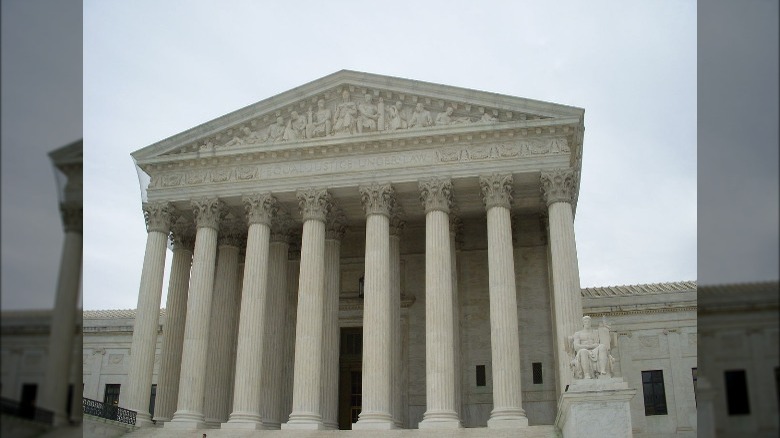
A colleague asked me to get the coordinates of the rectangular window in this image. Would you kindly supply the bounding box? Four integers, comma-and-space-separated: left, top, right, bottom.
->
532, 362, 543, 384
104, 384, 121, 406
724, 370, 750, 415
476, 365, 486, 387
692, 368, 698, 406
19, 383, 37, 418
641, 370, 668, 415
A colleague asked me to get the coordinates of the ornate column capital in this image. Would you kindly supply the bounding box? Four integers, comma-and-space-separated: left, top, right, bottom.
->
243, 193, 277, 226
60, 202, 83, 233
170, 216, 195, 252
191, 198, 226, 230
418, 177, 453, 214
142, 201, 175, 233
296, 188, 332, 222
540, 168, 578, 206
270, 210, 294, 243
480, 173, 513, 210
218, 214, 245, 248
359, 182, 396, 217
325, 207, 347, 241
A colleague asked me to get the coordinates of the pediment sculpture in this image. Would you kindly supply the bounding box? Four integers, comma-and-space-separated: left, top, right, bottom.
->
567, 315, 617, 379
195, 89, 516, 152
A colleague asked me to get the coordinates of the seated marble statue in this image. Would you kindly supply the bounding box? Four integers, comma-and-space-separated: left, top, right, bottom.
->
568, 316, 615, 379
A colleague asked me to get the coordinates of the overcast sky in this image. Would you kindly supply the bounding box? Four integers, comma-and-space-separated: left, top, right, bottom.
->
2, 1, 776, 311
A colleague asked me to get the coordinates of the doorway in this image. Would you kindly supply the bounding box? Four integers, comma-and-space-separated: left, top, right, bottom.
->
338, 327, 362, 430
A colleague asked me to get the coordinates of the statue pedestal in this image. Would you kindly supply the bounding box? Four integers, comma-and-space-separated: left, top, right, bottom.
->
555, 378, 636, 438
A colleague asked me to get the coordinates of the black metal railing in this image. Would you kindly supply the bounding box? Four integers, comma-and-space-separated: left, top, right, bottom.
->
0, 396, 54, 425
82, 398, 136, 425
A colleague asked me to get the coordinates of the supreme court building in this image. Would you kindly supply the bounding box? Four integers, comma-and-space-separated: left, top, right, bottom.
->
114, 71, 688, 435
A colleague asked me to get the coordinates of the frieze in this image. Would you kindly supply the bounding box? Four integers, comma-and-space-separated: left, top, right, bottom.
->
149, 138, 569, 190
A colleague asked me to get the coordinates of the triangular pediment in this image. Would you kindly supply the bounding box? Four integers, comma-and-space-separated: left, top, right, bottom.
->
132, 70, 583, 163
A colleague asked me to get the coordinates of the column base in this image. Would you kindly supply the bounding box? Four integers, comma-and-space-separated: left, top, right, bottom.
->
166, 410, 207, 429
282, 412, 325, 430
418, 410, 462, 429
322, 421, 339, 430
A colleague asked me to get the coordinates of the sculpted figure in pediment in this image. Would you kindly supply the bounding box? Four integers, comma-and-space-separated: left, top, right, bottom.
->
284, 111, 307, 141
306, 99, 332, 138
220, 126, 261, 149
199, 139, 215, 151
408, 102, 433, 129
266, 116, 286, 143
357, 94, 380, 133
386, 100, 407, 130
479, 110, 498, 123
435, 106, 473, 126
333, 90, 357, 136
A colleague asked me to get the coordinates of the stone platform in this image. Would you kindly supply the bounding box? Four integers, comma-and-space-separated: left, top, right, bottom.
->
123, 425, 558, 438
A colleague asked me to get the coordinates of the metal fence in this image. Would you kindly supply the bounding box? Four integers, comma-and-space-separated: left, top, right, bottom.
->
0, 396, 54, 425
82, 398, 137, 425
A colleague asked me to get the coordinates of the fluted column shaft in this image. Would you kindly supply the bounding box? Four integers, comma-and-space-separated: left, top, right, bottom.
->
320, 219, 343, 430
168, 198, 224, 428
541, 169, 583, 395
418, 177, 461, 429
153, 235, 193, 423
204, 238, 241, 425
390, 216, 404, 428
354, 184, 395, 430
122, 202, 173, 426
283, 188, 330, 430
40, 224, 82, 426
481, 174, 528, 428
224, 194, 276, 429
259, 230, 290, 429
449, 221, 462, 423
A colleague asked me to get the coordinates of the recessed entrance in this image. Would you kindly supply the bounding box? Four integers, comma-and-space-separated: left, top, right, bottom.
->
338, 327, 362, 430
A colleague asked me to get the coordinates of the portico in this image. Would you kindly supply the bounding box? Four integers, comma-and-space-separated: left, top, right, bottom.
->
123, 71, 585, 431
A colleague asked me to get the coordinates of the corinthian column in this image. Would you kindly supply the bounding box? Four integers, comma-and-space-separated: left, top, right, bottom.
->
167, 198, 225, 429
282, 188, 331, 430
121, 202, 174, 426
321, 209, 345, 430
540, 168, 583, 395
223, 194, 277, 430
204, 215, 243, 426
449, 213, 463, 423
259, 213, 292, 429
418, 177, 461, 429
480, 174, 528, 428
153, 218, 194, 423
354, 183, 396, 430
389, 212, 405, 428
40, 203, 82, 426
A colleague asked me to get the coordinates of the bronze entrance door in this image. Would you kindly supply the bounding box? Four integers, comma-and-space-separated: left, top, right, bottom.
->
338, 327, 362, 430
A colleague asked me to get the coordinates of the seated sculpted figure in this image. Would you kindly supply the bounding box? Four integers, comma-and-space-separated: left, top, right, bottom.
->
356, 94, 379, 133
306, 99, 332, 138
569, 316, 615, 379
333, 90, 357, 136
